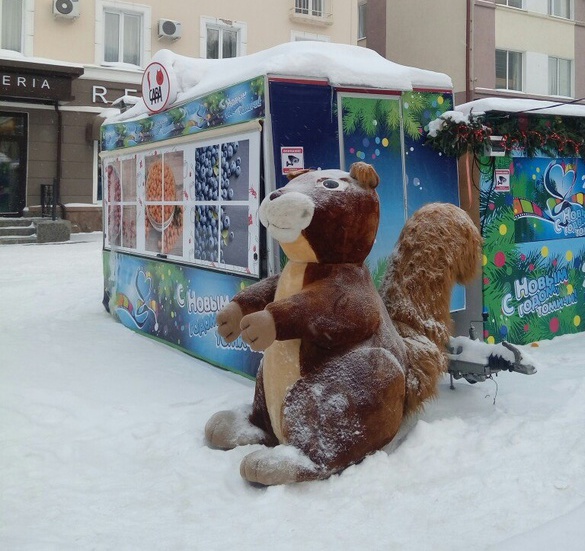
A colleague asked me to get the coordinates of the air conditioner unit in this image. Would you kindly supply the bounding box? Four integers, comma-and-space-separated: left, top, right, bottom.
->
53, 0, 80, 19
158, 19, 182, 40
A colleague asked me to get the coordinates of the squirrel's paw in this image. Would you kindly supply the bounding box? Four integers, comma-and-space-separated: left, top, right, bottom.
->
205, 406, 269, 450
240, 445, 326, 485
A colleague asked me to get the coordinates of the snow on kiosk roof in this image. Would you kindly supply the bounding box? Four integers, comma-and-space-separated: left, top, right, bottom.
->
456, 97, 585, 119
108, 42, 452, 122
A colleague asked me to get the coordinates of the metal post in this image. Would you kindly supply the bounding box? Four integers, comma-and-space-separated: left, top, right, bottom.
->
51, 177, 57, 221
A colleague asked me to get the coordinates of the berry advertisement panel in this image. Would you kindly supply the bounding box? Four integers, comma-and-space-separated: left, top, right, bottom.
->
100, 76, 265, 152
104, 158, 137, 249
144, 151, 184, 257
103, 126, 261, 277
481, 156, 585, 344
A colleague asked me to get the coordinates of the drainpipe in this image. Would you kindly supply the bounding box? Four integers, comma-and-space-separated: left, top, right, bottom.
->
52, 100, 63, 221
466, 0, 473, 103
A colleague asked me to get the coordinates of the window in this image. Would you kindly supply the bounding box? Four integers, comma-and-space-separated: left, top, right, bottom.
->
207, 26, 237, 59
549, 0, 571, 19
496, 49, 523, 91
549, 57, 572, 96
0, 112, 27, 216
291, 31, 330, 42
103, 129, 262, 276
94, 141, 103, 203
104, 10, 142, 66
358, 2, 367, 40
0, 0, 23, 52
290, 0, 332, 25
495, 0, 523, 8
201, 17, 247, 59
96, 2, 151, 68
295, 0, 324, 17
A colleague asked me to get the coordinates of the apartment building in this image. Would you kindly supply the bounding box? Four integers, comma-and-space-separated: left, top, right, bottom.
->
0, 0, 360, 226
364, 0, 585, 106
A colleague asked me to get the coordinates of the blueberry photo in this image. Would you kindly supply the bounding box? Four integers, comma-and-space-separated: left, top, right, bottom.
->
194, 205, 219, 262
220, 205, 249, 268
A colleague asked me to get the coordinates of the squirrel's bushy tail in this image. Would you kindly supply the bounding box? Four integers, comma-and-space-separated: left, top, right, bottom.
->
380, 203, 482, 414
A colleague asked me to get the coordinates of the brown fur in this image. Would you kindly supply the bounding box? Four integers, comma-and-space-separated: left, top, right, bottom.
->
380, 203, 482, 413
208, 163, 482, 485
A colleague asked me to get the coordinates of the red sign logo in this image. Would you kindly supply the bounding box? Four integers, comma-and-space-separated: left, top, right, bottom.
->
141, 62, 175, 113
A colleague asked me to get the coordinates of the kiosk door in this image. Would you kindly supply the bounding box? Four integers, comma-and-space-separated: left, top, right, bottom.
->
338, 93, 406, 282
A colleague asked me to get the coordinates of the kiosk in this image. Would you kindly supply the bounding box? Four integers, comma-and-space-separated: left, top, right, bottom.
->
100, 42, 463, 377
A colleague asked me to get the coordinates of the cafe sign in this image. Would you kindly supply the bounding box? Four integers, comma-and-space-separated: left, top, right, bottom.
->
0, 68, 81, 102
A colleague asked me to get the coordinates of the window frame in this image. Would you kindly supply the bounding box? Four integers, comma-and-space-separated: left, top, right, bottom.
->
0, 0, 22, 52
95, 1, 151, 69
205, 25, 237, 60
0, 0, 33, 55
200, 16, 247, 59
548, 56, 573, 97
358, 2, 367, 41
295, 0, 324, 17
102, 127, 262, 277
104, 9, 142, 67
495, 0, 524, 8
548, 0, 572, 19
495, 49, 524, 92
290, 30, 330, 42
290, 0, 332, 25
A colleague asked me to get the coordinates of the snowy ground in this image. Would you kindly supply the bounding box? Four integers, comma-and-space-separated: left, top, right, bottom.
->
1, 234, 584, 551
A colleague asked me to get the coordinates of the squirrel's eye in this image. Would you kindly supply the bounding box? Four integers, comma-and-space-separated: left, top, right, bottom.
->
322, 179, 339, 189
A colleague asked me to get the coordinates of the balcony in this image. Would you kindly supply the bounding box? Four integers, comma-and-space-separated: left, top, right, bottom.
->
289, 0, 333, 26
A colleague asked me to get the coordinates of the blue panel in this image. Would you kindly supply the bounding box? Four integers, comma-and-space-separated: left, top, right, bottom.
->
339, 95, 406, 283
103, 251, 262, 378
269, 81, 340, 188
404, 134, 460, 216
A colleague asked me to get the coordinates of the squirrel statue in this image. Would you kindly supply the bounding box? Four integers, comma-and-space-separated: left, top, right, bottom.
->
205, 162, 482, 485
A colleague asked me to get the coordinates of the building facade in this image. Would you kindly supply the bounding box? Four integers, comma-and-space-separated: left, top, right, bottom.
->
365, 0, 585, 107
0, 0, 360, 228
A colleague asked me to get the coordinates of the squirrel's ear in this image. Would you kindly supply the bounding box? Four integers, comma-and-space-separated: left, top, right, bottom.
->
287, 168, 312, 181
350, 162, 380, 189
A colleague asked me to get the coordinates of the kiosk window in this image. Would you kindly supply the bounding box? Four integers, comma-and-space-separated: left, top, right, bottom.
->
103, 127, 261, 277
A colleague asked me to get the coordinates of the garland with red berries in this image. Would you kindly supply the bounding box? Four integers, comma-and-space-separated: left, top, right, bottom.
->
426, 111, 585, 159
